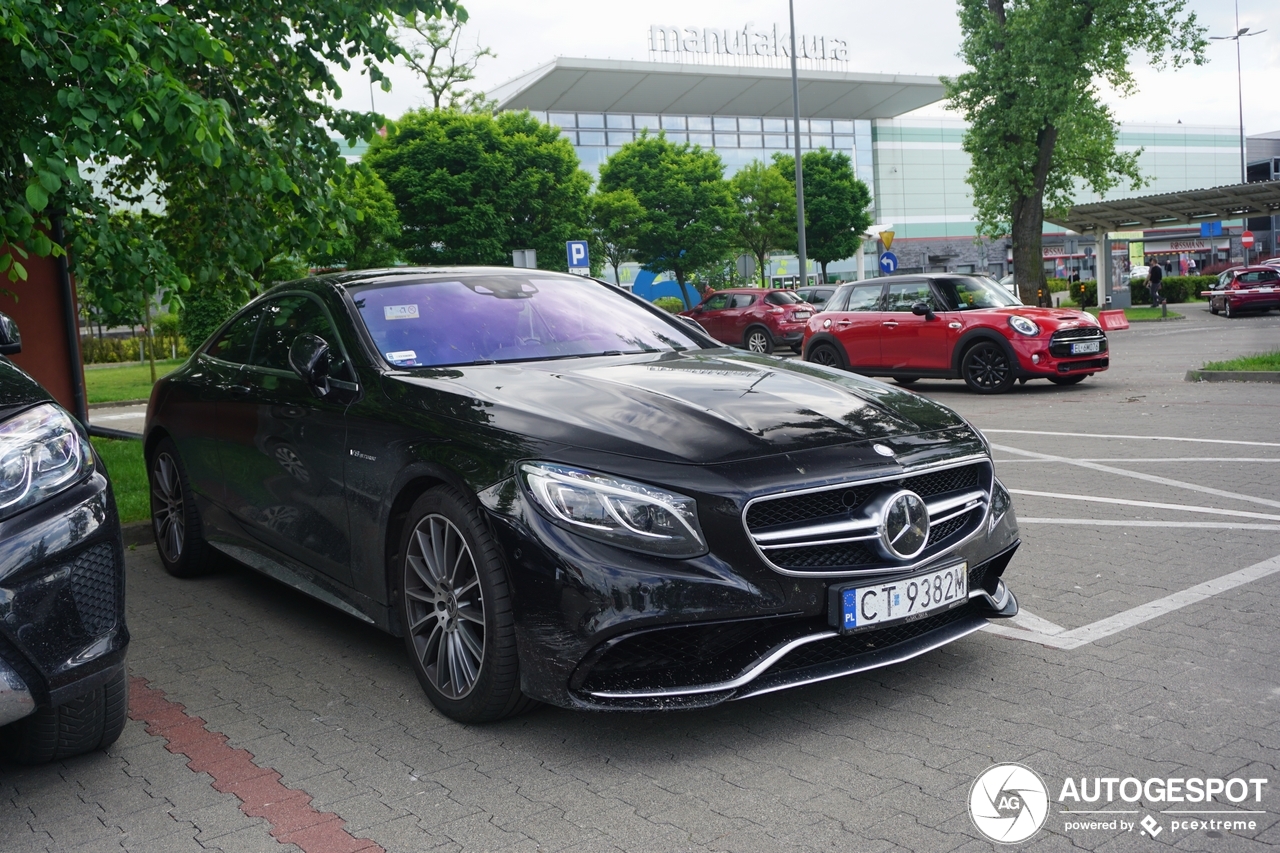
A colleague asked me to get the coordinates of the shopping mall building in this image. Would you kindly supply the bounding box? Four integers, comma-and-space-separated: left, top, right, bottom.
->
483, 26, 1265, 299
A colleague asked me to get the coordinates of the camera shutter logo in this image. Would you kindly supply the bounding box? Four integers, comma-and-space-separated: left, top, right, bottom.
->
969, 763, 1049, 843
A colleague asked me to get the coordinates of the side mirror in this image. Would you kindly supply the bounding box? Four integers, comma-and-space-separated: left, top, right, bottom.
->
911, 301, 935, 319
288, 333, 332, 398
0, 312, 20, 355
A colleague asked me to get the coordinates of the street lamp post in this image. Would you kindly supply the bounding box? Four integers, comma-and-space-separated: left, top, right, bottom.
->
788, 0, 808, 288
1209, 0, 1266, 184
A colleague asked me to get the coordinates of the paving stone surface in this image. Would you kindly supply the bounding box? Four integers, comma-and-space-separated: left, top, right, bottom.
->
3, 303, 1278, 851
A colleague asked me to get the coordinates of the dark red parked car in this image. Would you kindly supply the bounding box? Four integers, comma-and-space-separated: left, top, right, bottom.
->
1202, 266, 1280, 317
802, 274, 1108, 393
681, 288, 813, 353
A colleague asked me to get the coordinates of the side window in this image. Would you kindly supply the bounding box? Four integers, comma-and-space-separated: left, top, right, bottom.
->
250, 295, 351, 380
704, 294, 729, 310
845, 283, 885, 312
731, 294, 757, 308
824, 287, 852, 312
205, 307, 263, 364
886, 281, 936, 312
1259, 269, 1279, 283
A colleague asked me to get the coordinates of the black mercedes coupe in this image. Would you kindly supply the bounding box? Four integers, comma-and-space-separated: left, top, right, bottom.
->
144, 268, 1020, 722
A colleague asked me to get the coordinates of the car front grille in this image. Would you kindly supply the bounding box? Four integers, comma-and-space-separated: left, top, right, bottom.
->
1049, 328, 1108, 358
764, 604, 976, 674
744, 458, 993, 576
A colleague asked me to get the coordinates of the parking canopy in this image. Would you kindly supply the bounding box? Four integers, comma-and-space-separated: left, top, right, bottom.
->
1044, 180, 1280, 232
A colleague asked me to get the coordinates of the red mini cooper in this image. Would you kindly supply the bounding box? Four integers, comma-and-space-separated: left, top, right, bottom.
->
802, 274, 1108, 393
681, 288, 813, 354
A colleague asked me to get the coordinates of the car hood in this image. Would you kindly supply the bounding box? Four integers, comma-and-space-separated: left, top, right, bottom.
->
0, 357, 55, 422
385, 350, 971, 465
988, 306, 1099, 330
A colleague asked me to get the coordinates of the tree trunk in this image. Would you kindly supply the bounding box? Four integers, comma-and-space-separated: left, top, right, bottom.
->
144, 299, 157, 384
1011, 195, 1047, 305
820, 261, 829, 284
757, 251, 769, 287
611, 260, 621, 286
674, 271, 694, 309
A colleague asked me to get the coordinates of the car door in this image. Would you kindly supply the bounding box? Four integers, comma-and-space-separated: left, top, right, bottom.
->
217, 292, 356, 586
692, 292, 730, 341
879, 279, 954, 372
721, 293, 758, 346
824, 282, 886, 368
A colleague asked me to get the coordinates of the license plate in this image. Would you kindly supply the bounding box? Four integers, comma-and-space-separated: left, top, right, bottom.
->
1259, 287, 1274, 293
793, 310, 811, 319
1071, 340, 1101, 354
830, 563, 968, 634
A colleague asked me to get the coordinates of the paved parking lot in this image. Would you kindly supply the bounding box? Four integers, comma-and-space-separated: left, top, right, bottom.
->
7, 303, 1279, 852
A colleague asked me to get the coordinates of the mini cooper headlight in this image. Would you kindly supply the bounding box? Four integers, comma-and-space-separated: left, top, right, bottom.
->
520, 462, 707, 558
0, 403, 93, 521
1007, 315, 1040, 336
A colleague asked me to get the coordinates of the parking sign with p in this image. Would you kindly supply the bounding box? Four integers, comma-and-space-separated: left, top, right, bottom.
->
566, 240, 590, 275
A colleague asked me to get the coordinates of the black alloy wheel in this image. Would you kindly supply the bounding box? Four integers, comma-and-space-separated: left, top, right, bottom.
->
744, 327, 773, 354
961, 341, 1016, 394
397, 487, 533, 723
1049, 375, 1086, 386
148, 437, 210, 577
807, 342, 844, 369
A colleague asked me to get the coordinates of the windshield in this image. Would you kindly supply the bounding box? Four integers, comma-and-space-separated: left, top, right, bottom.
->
935, 276, 1022, 311
350, 275, 704, 368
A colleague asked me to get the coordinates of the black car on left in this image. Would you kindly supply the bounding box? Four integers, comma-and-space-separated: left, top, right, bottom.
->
145, 268, 1020, 723
0, 312, 130, 763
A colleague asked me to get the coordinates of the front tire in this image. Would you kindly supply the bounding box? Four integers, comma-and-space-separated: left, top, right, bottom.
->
0, 669, 128, 764
148, 437, 210, 577
1225, 299, 1235, 318
961, 341, 1016, 394
1210, 300, 1219, 315
397, 487, 532, 723
744, 327, 774, 354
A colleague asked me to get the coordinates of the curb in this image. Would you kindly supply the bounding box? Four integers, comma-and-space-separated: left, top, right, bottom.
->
122, 520, 154, 548
1185, 370, 1280, 383
88, 399, 148, 409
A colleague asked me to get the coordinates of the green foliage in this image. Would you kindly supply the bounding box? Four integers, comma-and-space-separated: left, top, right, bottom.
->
179, 287, 242, 350
772, 150, 872, 283
90, 437, 149, 524
944, 0, 1206, 301
368, 109, 593, 270
398, 11, 495, 110
81, 337, 189, 365
1130, 275, 1213, 304
83, 358, 183, 401
591, 189, 644, 284
311, 165, 401, 271
0, 0, 455, 292
74, 211, 189, 322
1202, 351, 1280, 372
730, 160, 794, 287
598, 134, 736, 306
653, 297, 686, 313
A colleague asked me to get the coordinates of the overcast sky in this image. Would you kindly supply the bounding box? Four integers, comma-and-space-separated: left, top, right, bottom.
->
332, 0, 1280, 134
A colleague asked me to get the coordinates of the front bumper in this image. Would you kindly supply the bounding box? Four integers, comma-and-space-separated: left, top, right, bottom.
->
480, 461, 1020, 711
1010, 332, 1110, 378
0, 470, 129, 726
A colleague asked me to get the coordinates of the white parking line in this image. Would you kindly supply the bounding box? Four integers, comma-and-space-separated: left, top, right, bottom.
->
990, 443, 1280, 511
985, 553, 1280, 649
983, 429, 1280, 448
1008, 489, 1280, 522
1018, 518, 1280, 530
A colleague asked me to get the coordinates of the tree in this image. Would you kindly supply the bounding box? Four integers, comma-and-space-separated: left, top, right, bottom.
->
598, 135, 736, 308
730, 160, 794, 287
590, 189, 643, 285
0, 0, 456, 292
398, 11, 495, 110
367, 109, 593, 269
310, 165, 402, 270
945, 0, 1205, 304
773, 150, 872, 284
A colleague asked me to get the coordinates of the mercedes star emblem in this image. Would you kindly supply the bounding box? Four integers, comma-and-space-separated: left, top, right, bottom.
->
880, 490, 930, 560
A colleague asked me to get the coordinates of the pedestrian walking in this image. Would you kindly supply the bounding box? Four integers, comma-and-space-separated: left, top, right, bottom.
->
1147, 263, 1163, 308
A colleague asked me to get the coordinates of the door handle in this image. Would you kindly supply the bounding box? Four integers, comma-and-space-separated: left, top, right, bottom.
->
229, 385, 251, 396
881, 321, 898, 328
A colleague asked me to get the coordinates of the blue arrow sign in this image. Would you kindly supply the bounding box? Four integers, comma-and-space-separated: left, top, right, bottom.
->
878, 251, 898, 275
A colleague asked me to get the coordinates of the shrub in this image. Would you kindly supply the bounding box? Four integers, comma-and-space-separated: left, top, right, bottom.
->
653, 297, 687, 313
180, 288, 242, 349
1128, 275, 1214, 304
80, 336, 191, 364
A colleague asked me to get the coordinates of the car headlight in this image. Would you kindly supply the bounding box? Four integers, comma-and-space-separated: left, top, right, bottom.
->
520, 462, 707, 558
1007, 316, 1040, 336
0, 403, 93, 521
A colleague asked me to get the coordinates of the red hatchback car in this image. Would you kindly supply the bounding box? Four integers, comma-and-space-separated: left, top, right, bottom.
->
802, 274, 1109, 393
1203, 266, 1280, 317
681, 288, 813, 353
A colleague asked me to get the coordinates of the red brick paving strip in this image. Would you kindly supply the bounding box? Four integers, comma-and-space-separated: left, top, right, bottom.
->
128, 676, 384, 853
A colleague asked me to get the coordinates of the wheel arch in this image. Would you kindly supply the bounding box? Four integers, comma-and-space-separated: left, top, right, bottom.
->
952, 329, 1017, 374
803, 333, 849, 367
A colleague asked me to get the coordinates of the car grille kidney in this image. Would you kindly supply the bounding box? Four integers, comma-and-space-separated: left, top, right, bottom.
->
743, 458, 993, 576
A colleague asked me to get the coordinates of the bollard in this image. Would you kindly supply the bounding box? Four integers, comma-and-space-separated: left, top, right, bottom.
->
1161, 299, 1167, 318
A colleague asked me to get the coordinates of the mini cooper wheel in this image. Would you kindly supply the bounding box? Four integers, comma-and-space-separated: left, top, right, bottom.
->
961, 341, 1016, 394
148, 437, 210, 577
1049, 375, 1086, 386
806, 342, 844, 369
397, 487, 532, 723
744, 327, 774, 354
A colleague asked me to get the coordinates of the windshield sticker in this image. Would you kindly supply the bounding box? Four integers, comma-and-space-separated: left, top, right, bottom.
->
384, 304, 420, 321
384, 350, 418, 365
